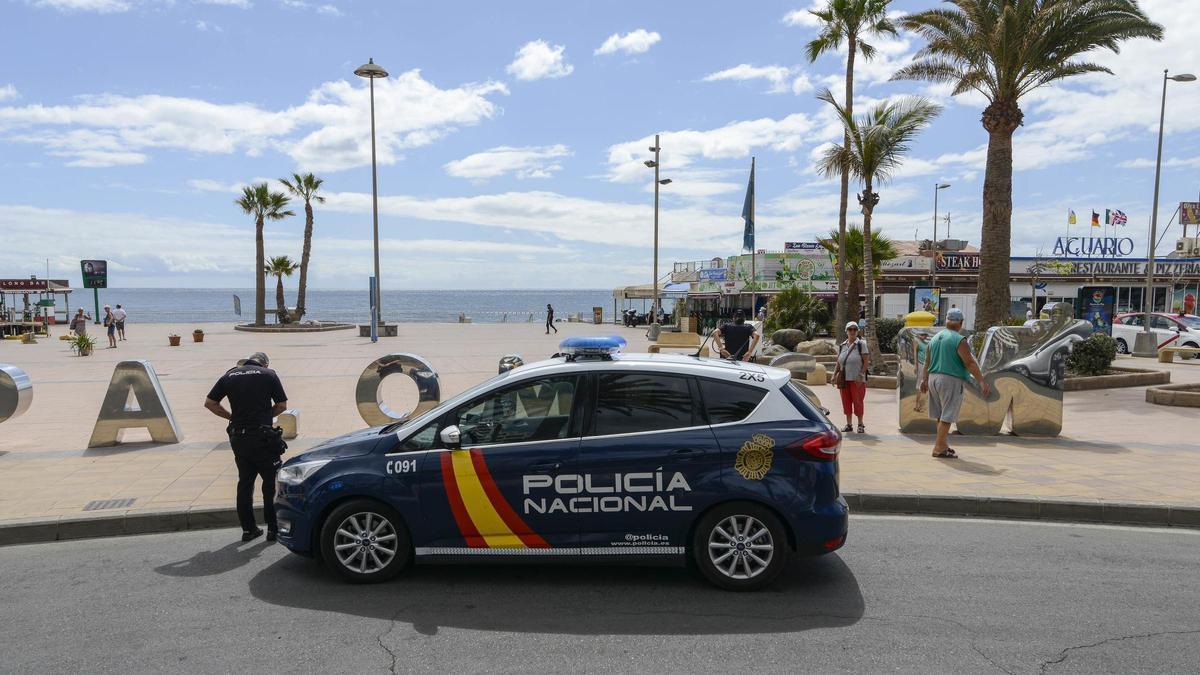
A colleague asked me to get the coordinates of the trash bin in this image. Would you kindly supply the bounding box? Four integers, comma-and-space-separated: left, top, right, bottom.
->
593, 306, 603, 325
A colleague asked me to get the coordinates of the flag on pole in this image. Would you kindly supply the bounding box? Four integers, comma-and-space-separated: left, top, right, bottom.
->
741, 157, 755, 252
1112, 209, 1128, 226
1091, 210, 1100, 227
1105, 209, 1111, 225
1068, 209, 1076, 225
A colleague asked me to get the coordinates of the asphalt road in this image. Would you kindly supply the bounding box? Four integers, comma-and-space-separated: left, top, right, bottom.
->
0, 516, 1197, 674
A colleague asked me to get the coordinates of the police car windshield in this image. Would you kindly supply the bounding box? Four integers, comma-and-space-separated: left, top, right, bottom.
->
380, 370, 514, 434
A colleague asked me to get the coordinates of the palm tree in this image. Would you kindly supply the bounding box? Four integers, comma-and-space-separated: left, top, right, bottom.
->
893, 0, 1162, 331
804, 0, 897, 342
264, 255, 300, 324
819, 225, 899, 320
279, 172, 326, 322
236, 184, 294, 325
817, 89, 941, 371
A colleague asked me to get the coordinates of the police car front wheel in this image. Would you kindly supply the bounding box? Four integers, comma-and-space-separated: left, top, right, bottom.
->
693, 502, 788, 591
320, 500, 411, 583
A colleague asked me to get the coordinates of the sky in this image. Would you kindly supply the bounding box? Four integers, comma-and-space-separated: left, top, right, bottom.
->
2, 0, 1199, 290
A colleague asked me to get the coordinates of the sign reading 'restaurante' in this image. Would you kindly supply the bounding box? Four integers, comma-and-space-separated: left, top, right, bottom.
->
1053, 236, 1135, 258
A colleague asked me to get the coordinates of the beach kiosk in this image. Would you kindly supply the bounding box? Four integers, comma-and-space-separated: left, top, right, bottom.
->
0, 277, 73, 337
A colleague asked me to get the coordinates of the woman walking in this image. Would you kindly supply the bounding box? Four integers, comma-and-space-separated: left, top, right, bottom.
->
102, 305, 117, 348
831, 321, 869, 433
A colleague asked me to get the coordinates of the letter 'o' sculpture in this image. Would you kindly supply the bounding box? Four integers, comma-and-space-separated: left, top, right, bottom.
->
896, 308, 1092, 437
89, 360, 183, 447
0, 363, 33, 424
355, 353, 441, 427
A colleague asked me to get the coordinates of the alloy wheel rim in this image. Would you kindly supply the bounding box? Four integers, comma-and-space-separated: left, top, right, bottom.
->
333, 511, 398, 574
707, 514, 774, 580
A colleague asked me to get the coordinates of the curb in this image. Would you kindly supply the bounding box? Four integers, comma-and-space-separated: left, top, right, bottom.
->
1, 496, 1197, 548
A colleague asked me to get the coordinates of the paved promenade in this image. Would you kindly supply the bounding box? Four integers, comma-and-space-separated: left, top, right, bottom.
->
1, 321, 1198, 532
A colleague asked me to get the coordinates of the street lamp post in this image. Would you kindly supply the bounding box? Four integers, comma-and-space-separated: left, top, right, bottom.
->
354, 57, 388, 343
1133, 70, 1195, 358
931, 182, 950, 292
644, 134, 672, 323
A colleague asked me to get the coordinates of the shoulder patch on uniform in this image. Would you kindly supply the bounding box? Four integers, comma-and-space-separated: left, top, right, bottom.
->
734, 433, 775, 480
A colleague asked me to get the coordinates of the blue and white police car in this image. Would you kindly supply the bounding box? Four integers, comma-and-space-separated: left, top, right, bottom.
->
274, 337, 847, 591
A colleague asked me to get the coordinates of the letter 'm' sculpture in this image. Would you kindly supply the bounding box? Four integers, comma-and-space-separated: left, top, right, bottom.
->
355, 353, 441, 427
88, 360, 182, 447
0, 363, 32, 424
897, 308, 1092, 437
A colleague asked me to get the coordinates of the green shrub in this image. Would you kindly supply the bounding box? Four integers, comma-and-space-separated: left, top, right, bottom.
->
764, 286, 830, 337
1067, 333, 1118, 376
874, 318, 904, 354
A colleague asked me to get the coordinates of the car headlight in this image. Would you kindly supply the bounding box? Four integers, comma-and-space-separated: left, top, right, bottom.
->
278, 459, 331, 485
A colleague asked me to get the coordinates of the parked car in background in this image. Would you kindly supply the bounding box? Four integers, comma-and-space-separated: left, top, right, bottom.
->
1111, 312, 1200, 354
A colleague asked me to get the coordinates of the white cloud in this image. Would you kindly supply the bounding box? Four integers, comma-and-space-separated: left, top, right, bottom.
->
30, 0, 130, 11
444, 144, 572, 180
1119, 157, 1200, 170
0, 70, 509, 171
316, 3, 340, 16
605, 114, 815, 182
781, 2, 824, 28
0, 85, 18, 102
194, 20, 223, 31
188, 178, 247, 192
506, 40, 574, 81
594, 29, 661, 56
194, 0, 251, 7
702, 64, 813, 95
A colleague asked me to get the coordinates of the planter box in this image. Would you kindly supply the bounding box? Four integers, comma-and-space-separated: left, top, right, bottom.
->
1063, 366, 1170, 391
1146, 383, 1200, 408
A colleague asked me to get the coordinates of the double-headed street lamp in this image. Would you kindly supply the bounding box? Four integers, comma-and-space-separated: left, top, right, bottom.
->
930, 182, 950, 291
354, 57, 388, 343
1133, 69, 1195, 358
644, 134, 672, 322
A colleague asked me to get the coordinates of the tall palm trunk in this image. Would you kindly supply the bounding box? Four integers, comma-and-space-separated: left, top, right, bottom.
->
975, 99, 1022, 332
296, 200, 313, 321
275, 274, 288, 324
254, 215, 266, 325
861, 185, 884, 372
834, 37, 858, 343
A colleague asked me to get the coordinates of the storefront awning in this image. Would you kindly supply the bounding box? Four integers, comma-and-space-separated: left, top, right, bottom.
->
613, 283, 690, 300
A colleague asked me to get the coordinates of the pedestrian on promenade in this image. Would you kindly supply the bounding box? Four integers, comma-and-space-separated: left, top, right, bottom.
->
919, 308, 991, 459
102, 305, 116, 348
69, 308, 91, 336
545, 304, 558, 334
203, 352, 289, 542
112, 304, 127, 341
832, 321, 869, 433
713, 310, 759, 362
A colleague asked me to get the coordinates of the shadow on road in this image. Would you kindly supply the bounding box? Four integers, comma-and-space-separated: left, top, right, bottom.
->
247, 554, 865, 636
154, 539, 273, 577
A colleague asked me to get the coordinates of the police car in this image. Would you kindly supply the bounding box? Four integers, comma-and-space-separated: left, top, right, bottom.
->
274, 337, 847, 591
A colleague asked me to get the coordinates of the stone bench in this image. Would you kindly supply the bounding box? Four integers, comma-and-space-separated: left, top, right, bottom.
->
358, 323, 398, 337
275, 409, 299, 440
1157, 346, 1200, 363
649, 331, 708, 356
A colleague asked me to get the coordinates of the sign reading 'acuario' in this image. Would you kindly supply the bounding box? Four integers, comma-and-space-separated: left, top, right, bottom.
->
1053, 236, 1136, 257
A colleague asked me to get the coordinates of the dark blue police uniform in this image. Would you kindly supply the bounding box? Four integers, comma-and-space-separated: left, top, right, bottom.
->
206, 361, 288, 535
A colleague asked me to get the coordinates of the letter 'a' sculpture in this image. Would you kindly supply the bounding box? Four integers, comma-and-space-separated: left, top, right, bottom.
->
88, 360, 182, 447
897, 308, 1092, 437
356, 353, 441, 427
0, 363, 32, 425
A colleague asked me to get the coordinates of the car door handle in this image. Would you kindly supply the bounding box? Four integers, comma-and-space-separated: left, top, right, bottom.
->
669, 448, 702, 462
529, 461, 561, 473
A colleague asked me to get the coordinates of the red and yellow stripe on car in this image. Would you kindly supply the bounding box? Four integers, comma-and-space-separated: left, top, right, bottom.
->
440, 449, 549, 549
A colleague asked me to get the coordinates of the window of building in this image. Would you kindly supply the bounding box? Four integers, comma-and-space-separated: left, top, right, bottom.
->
592, 372, 696, 436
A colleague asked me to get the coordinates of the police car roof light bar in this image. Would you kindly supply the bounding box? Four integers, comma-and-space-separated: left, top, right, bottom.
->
557, 336, 627, 361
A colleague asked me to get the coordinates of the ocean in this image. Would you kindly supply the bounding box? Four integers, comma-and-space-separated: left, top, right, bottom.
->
71, 288, 635, 324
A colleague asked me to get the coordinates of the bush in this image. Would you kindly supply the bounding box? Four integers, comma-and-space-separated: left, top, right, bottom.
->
874, 318, 904, 354
764, 286, 830, 338
1067, 333, 1118, 376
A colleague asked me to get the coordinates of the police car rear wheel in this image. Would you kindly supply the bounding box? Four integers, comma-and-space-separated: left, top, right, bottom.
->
320, 500, 410, 583
694, 502, 787, 591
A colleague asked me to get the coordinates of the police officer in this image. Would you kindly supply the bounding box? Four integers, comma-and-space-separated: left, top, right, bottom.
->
204, 352, 289, 542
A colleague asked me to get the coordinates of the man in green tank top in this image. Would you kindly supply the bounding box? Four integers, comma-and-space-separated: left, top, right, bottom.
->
919, 308, 990, 459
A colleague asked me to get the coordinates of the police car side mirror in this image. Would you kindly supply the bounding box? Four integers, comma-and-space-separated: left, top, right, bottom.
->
440, 425, 461, 448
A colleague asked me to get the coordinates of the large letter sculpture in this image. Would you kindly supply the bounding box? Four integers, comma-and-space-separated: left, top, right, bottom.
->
355, 353, 441, 427
897, 310, 1092, 437
88, 360, 183, 447
0, 363, 32, 424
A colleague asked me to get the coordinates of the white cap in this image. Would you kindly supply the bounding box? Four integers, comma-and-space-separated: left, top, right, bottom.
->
845, 321, 859, 330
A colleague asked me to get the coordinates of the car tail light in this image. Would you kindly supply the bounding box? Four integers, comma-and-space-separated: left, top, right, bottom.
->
787, 428, 841, 461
